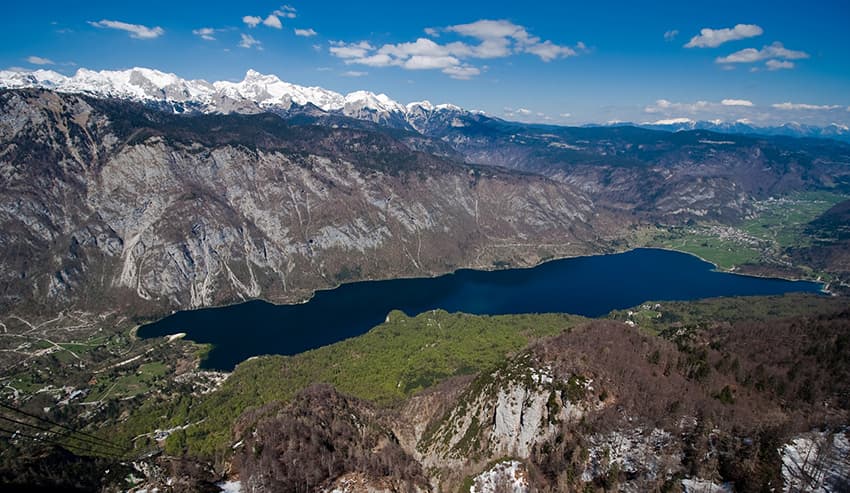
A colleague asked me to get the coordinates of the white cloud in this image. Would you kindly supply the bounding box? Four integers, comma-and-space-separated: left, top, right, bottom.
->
294, 28, 317, 37
448, 19, 526, 40
26, 56, 54, 65
88, 19, 164, 39
445, 19, 579, 62
341, 71, 367, 77
684, 24, 763, 48
329, 41, 374, 59
442, 65, 480, 79
243, 16, 262, 28
274, 5, 297, 19
192, 27, 219, 41
329, 19, 582, 79
263, 15, 282, 29
424, 27, 439, 37
560, 113, 571, 118
766, 59, 794, 70
645, 99, 711, 113
404, 55, 460, 70
716, 42, 809, 63
771, 102, 841, 111
721, 99, 754, 107
239, 33, 261, 49
245, 7, 294, 30
524, 40, 576, 62
664, 30, 678, 42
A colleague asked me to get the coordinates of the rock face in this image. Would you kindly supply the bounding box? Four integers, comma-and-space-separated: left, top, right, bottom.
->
0, 89, 605, 317
470, 461, 530, 493
417, 357, 589, 470
781, 429, 850, 493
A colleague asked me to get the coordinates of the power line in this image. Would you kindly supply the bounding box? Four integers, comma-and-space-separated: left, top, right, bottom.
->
0, 426, 122, 459
0, 414, 125, 454
0, 401, 126, 452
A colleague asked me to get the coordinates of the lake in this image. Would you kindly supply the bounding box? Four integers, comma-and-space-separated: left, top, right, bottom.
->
137, 248, 823, 370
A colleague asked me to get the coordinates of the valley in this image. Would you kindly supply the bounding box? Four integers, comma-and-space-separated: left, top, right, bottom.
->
0, 69, 848, 492
634, 191, 849, 278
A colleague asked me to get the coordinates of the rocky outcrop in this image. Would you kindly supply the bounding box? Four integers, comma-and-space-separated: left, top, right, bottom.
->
781, 429, 850, 493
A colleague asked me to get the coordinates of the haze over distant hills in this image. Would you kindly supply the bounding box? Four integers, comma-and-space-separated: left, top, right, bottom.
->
599, 118, 850, 143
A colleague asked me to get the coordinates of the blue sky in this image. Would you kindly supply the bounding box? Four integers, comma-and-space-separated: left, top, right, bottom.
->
3, 0, 849, 125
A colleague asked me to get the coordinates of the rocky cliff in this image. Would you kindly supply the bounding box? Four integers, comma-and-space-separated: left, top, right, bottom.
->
0, 89, 611, 318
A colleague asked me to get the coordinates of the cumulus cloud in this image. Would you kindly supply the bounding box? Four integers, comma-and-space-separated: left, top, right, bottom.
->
341, 71, 367, 77
245, 7, 295, 30
26, 56, 54, 65
664, 30, 679, 42
329, 41, 374, 59
721, 99, 754, 107
243, 16, 262, 28
274, 5, 297, 19
294, 28, 317, 37
404, 55, 460, 70
442, 65, 480, 80
239, 33, 261, 49
771, 102, 841, 110
445, 19, 580, 61
644, 99, 711, 113
329, 19, 582, 79
525, 40, 577, 62
766, 59, 794, 70
192, 27, 221, 41
716, 42, 809, 64
684, 24, 762, 48
88, 19, 164, 39
263, 15, 282, 29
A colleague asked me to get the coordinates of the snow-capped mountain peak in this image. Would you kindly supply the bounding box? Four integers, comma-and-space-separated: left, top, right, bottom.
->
0, 69, 68, 89
0, 67, 474, 130
406, 100, 435, 113
213, 70, 345, 111
344, 90, 405, 114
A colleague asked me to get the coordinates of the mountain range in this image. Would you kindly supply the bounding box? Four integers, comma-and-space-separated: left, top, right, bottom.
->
609, 119, 850, 143
0, 67, 467, 129
2, 67, 849, 143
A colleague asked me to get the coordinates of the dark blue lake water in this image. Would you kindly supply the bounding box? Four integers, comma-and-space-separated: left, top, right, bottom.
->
137, 248, 823, 370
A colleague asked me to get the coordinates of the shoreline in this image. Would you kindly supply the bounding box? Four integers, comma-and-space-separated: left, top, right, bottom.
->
140, 244, 828, 326
641, 245, 830, 292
